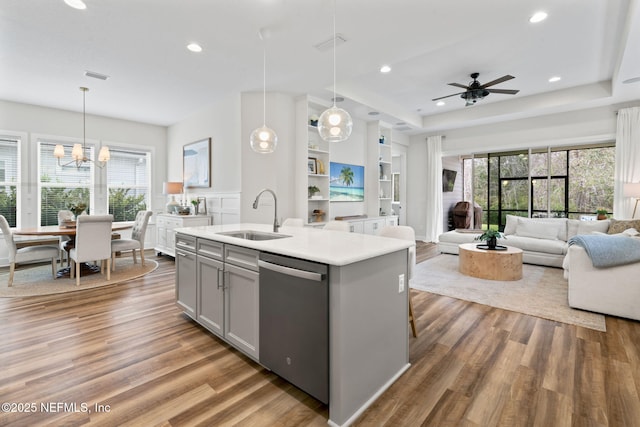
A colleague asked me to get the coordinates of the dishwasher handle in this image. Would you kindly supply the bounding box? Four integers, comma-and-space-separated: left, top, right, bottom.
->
258, 259, 324, 282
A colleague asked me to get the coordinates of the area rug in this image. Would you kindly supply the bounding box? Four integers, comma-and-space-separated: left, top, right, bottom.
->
0, 258, 158, 297
412, 254, 606, 332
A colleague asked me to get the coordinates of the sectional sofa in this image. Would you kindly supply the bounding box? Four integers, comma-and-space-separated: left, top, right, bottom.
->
438, 215, 611, 268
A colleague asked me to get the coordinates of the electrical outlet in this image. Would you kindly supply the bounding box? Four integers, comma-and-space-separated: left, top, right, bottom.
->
398, 274, 405, 293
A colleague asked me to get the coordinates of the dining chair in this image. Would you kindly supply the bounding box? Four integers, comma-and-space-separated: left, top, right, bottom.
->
69, 214, 113, 286
0, 215, 59, 287
58, 209, 75, 266
323, 220, 351, 232
281, 218, 304, 227
379, 225, 418, 337
111, 210, 152, 271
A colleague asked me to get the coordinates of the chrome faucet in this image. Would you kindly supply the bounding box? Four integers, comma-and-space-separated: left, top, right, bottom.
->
253, 188, 279, 232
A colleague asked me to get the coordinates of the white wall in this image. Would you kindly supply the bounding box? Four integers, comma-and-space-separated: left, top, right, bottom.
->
406, 105, 618, 240
240, 92, 296, 225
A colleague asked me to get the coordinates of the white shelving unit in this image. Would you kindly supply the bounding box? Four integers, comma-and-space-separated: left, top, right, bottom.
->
295, 96, 332, 225
367, 121, 394, 217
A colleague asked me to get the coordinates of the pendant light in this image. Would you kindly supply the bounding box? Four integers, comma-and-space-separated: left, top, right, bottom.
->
250, 29, 278, 154
318, 0, 352, 142
54, 87, 110, 168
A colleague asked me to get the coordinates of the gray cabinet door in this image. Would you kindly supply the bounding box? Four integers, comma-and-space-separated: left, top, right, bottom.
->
176, 248, 197, 319
197, 255, 224, 337
224, 263, 260, 360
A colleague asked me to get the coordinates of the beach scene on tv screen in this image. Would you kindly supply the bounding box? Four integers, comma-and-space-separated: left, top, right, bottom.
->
330, 162, 365, 202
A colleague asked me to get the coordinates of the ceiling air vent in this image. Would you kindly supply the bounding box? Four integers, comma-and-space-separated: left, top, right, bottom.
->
314, 33, 347, 52
84, 70, 110, 81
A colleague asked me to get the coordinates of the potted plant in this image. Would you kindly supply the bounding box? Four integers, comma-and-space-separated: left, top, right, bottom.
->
308, 185, 320, 199
596, 208, 608, 220
474, 229, 504, 250
191, 199, 199, 215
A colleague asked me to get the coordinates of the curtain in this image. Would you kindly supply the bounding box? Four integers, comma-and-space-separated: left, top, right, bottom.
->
614, 107, 640, 218
425, 135, 443, 242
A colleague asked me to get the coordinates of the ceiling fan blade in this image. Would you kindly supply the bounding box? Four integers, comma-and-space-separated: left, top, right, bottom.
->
432, 91, 467, 101
480, 75, 515, 88
447, 83, 469, 89
486, 88, 520, 95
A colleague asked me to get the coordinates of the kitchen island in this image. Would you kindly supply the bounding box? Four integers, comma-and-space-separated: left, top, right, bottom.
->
174, 223, 413, 427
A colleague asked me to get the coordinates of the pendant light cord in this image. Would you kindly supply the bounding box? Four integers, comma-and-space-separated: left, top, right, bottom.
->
82, 88, 86, 152
332, 0, 336, 107
263, 44, 266, 126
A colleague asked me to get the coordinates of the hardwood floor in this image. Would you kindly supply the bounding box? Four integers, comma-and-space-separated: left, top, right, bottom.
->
1, 248, 640, 426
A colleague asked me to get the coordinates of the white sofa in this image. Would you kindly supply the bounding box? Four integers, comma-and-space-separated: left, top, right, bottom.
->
567, 244, 640, 321
438, 215, 611, 268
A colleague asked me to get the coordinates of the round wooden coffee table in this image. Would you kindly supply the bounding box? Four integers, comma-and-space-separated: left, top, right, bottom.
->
458, 243, 523, 281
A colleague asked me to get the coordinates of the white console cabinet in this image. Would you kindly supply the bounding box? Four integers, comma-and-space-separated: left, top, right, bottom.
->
155, 214, 211, 257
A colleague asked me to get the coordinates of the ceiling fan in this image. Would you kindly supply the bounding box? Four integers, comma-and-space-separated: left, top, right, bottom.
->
432, 72, 520, 106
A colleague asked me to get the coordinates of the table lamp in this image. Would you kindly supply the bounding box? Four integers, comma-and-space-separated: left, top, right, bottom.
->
623, 182, 640, 218
163, 182, 183, 213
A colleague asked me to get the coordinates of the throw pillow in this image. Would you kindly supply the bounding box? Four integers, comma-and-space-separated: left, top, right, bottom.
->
567, 219, 581, 239
577, 219, 610, 235
503, 214, 520, 235
515, 220, 560, 240
608, 219, 640, 234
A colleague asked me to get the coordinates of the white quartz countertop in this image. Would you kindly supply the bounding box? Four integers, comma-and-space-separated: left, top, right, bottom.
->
174, 223, 413, 266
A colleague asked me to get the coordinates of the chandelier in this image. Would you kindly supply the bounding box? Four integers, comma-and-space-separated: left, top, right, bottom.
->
54, 87, 110, 169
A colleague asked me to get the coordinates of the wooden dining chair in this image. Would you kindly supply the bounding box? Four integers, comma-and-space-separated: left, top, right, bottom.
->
111, 210, 152, 271
57, 209, 75, 266
69, 214, 113, 286
379, 225, 418, 337
0, 215, 59, 287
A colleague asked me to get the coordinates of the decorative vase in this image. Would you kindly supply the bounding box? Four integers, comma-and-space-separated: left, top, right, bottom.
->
597, 213, 607, 220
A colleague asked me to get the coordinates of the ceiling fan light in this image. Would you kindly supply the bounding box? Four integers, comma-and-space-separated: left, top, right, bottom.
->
318, 106, 352, 142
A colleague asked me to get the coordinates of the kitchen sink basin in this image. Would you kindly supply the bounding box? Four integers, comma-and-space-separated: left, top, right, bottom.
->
216, 230, 291, 241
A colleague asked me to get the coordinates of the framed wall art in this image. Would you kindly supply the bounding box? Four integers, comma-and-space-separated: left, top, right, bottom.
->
183, 138, 211, 188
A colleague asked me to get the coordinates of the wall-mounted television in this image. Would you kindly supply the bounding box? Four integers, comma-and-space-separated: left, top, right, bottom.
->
442, 169, 457, 192
329, 162, 365, 201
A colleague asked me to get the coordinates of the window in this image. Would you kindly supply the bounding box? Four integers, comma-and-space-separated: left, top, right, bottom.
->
38, 141, 93, 226
463, 144, 615, 230
107, 148, 150, 221
0, 138, 19, 227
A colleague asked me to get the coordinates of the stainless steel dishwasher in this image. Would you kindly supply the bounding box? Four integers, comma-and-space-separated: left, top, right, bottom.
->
258, 252, 329, 404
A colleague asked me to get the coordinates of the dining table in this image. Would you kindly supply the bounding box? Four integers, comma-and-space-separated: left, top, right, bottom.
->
14, 222, 134, 278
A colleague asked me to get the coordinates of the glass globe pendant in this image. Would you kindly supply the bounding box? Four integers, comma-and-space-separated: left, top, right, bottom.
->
250, 30, 277, 154
318, 105, 352, 142
250, 125, 278, 153
318, 0, 352, 143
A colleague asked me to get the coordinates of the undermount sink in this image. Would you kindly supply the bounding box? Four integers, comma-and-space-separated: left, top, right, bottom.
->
216, 230, 291, 241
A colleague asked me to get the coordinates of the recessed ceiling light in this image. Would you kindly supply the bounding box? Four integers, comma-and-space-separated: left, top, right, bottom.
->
548, 76, 561, 83
529, 11, 548, 23
380, 65, 391, 73
332, 96, 345, 103
623, 76, 640, 84
187, 43, 203, 53
436, 101, 445, 107
64, 0, 86, 10
368, 111, 380, 116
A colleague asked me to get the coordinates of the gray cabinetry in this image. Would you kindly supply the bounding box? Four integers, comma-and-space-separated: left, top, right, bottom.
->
224, 244, 260, 360
197, 251, 224, 336
175, 234, 197, 318
175, 235, 260, 361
